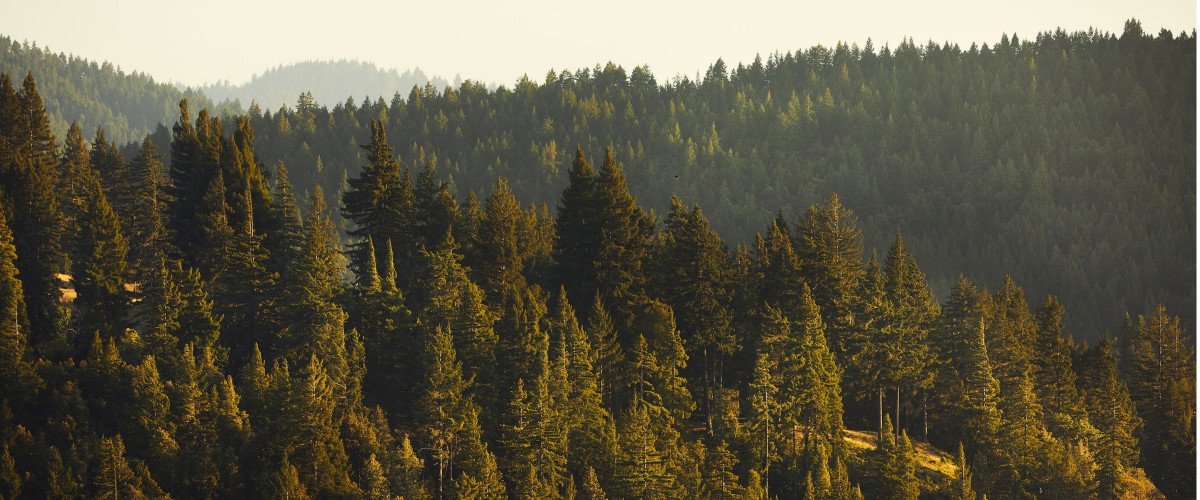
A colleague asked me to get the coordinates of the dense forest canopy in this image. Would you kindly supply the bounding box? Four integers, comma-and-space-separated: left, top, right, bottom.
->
0, 19, 1192, 500
143, 21, 1195, 341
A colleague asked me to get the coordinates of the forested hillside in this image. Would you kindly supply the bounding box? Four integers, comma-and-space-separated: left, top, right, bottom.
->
0, 52, 1194, 499
0, 35, 233, 145
199, 60, 448, 111
183, 21, 1191, 340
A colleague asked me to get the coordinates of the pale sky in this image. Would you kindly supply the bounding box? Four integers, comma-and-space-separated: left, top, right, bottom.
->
0, 0, 1195, 88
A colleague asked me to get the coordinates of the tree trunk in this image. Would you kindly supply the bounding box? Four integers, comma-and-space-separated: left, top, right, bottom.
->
878, 387, 884, 440
895, 386, 901, 437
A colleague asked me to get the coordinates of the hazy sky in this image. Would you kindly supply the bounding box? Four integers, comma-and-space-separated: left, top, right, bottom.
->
1, 0, 1194, 88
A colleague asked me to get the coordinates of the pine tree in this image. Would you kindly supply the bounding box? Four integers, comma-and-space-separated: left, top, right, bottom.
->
58, 122, 95, 229
1125, 305, 1195, 499
342, 120, 415, 288
393, 434, 433, 500
419, 325, 472, 498
277, 187, 348, 386
451, 405, 506, 499
882, 232, 936, 438
71, 173, 130, 342
554, 147, 601, 309
95, 435, 153, 500
657, 196, 732, 435
951, 443, 977, 500
0, 198, 37, 403
212, 174, 277, 365
5, 73, 65, 350
960, 320, 1001, 459
873, 416, 919, 500
1080, 337, 1140, 500
614, 398, 674, 500
700, 440, 742, 499
794, 194, 864, 356
1031, 296, 1092, 444
125, 137, 172, 273
267, 160, 303, 275
585, 294, 625, 412
549, 288, 617, 477
474, 177, 525, 300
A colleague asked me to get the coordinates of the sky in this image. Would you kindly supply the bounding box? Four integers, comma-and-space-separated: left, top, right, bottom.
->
0, 0, 1195, 88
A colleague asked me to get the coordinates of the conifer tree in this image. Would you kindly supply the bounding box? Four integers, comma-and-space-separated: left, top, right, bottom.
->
0, 199, 37, 403
5, 73, 65, 350
959, 321, 1001, 459
277, 187, 348, 386
794, 194, 864, 355
1125, 306, 1195, 499
342, 120, 415, 287
657, 196, 733, 434
474, 177, 525, 300
71, 174, 130, 342
58, 122, 95, 229
125, 137, 172, 274
882, 232, 936, 437
95, 435, 151, 500
585, 294, 625, 411
393, 434, 432, 500
1080, 337, 1140, 500
419, 325, 472, 498
701, 440, 742, 500
951, 443, 977, 500
873, 416, 919, 500
614, 398, 674, 500
554, 147, 601, 309
451, 405, 506, 499
1032, 296, 1092, 443
267, 161, 304, 275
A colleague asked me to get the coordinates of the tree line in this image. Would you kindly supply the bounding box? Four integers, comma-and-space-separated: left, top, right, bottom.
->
0, 69, 1193, 498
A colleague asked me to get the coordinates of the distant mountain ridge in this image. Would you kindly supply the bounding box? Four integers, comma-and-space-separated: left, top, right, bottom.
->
198, 59, 450, 111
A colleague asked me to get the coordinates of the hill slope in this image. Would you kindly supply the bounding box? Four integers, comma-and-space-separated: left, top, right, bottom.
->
234, 23, 1195, 339
199, 59, 448, 111
0, 34, 232, 145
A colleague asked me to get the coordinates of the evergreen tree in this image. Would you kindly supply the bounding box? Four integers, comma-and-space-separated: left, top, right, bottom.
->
419, 325, 472, 498
794, 193, 864, 356
1080, 337, 1140, 500
1125, 306, 1195, 499
125, 137, 172, 273
873, 416, 919, 500
952, 443, 977, 500
1032, 296, 1093, 444
657, 196, 733, 435
342, 120, 415, 287
0, 198, 38, 403
474, 177, 525, 301
554, 147, 601, 309
71, 173, 130, 342
277, 187, 348, 387
614, 398, 674, 500
585, 294, 625, 412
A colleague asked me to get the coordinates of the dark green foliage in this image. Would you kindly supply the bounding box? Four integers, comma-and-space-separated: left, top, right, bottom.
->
1080, 337, 1141, 500
1124, 306, 1195, 499
872, 416, 919, 500
70, 167, 130, 342
0, 36, 226, 144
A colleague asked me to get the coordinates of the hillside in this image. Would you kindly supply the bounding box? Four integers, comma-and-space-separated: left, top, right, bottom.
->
0, 34, 234, 145
226, 22, 1195, 340
198, 59, 448, 111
